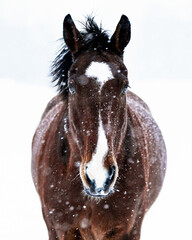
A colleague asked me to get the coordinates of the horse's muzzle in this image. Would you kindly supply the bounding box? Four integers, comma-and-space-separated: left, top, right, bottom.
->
84, 166, 116, 197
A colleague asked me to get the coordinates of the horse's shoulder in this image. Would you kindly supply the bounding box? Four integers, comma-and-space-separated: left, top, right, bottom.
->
126, 90, 151, 114
32, 94, 67, 151
41, 94, 66, 120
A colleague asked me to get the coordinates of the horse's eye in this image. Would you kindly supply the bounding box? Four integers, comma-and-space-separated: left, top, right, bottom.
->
121, 83, 129, 94
69, 83, 76, 95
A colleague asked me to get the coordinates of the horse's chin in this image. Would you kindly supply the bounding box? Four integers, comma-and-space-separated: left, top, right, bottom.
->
84, 188, 113, 198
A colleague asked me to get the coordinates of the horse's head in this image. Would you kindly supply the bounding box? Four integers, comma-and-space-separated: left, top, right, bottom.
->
62, 15, 131, 197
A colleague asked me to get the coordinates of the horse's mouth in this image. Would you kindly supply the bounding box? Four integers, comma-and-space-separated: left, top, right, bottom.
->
84, 187, 113, 198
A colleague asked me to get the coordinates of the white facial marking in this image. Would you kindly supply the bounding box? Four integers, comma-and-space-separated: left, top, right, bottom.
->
86, 114, 108, 189
85, 61, 113, 86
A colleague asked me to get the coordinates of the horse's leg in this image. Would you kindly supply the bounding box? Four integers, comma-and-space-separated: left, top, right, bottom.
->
117, 211, 145, 240
48, 228, 58, 240
64, 227, 83, 240
79, 226, 95, 240
118, 227, 141, 240
125, 213, 144, 240
42, 209, 58, 240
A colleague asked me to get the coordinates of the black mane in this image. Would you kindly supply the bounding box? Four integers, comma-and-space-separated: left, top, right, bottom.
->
51, 17, 110, 96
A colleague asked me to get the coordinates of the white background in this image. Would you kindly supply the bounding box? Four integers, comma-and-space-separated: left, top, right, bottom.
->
0, 0, 192, 239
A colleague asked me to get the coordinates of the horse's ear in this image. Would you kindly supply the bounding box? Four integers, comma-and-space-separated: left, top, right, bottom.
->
63, 14, 82, 55
110, 15, 131, 55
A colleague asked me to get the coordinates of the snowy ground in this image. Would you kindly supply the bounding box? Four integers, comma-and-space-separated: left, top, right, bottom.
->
0, 78, 192, 239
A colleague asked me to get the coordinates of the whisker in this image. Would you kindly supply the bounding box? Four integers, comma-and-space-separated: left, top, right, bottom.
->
71, 173, 80, 182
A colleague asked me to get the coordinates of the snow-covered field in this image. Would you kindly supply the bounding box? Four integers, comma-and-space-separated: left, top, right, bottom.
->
0, 78, 191, 239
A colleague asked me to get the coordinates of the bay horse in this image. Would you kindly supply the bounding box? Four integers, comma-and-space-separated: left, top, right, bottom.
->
32, 14, 166, 240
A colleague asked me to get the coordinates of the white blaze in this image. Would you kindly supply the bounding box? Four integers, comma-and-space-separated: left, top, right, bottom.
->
85, 61, 113, 191
86, 114, 108, 189
85, 61, 113, 86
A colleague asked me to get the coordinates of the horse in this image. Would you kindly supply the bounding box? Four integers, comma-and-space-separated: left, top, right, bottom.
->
32, 14, 166, 240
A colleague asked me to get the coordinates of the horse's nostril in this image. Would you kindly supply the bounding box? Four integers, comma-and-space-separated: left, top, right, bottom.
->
108, 166, 116, 180
85, 173, 96, 192
104, 166, 116, 191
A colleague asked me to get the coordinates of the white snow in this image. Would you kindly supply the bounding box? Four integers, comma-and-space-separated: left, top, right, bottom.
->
103, 204, 109, 209
0, 79, 55, 240
80, 218, 90, 229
